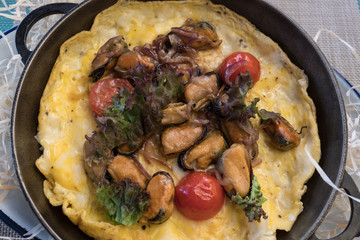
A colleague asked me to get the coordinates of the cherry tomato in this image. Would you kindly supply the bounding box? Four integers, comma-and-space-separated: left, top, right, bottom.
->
89, 78, 134, 116
174, 171, 225, 221
219, 52, 261, 84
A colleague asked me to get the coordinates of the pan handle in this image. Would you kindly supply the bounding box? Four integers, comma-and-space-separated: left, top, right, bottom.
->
309, 171, 360, 240
15, 3, 78, 64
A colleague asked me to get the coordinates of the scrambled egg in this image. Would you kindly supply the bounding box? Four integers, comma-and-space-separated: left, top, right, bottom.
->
35, 0, 321, 239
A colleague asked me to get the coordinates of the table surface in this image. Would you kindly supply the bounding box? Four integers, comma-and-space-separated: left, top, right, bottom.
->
268, 0, 360, 92
1, 0, 360, 238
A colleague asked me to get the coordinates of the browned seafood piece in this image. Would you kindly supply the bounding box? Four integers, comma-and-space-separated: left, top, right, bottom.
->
224, 120, 249, 143
107, 155, 147, 189
222, 120, 259, 159
171, 19, 222, 50
260, 110, 300, 151
115, 51, 154, 71
90, 36, 129, 80
140, 171, 175, 224
161, 123, 205, 155
216, 144, 252, 198
161, 102, 187, 125
179, 130, 227, 170
185, 73, 219, 104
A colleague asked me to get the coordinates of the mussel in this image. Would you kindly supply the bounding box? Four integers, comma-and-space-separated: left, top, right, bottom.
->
107, 155, 148, 189
178, 130, 227, 170
161, 123, 205, 155
259, 109, 300, 151
89, 36, 129, 80
223, 120, 249, 143
222, 120, 259, 159
140, 171, 175, 224
185, 73, 219, 109
115, 51, 154, 72
142, 134, 167, 164
161, 103, 187, 125
171, 19, 222, 50
216, 144, 252, 198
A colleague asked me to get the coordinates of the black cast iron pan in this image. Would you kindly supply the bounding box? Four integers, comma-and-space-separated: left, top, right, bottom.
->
10, 0, 360, 239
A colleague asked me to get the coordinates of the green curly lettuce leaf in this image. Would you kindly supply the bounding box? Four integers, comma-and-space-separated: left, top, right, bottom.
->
96, 178, 150, 226
102, 89, 144, 150
231, 176, 268, 222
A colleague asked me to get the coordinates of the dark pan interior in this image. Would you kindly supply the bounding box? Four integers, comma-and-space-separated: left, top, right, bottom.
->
11, 0, 346, 240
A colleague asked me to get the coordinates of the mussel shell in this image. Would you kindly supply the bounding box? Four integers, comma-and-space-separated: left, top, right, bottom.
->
177, 151, 189, 171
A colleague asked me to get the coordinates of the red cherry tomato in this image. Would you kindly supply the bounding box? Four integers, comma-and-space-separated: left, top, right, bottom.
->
219, 52, 261, 84
89, 78, 134, 116
174, 171, 225, 221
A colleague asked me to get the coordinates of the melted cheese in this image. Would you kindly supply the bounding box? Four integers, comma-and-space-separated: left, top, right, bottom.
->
36, 1, 320, 239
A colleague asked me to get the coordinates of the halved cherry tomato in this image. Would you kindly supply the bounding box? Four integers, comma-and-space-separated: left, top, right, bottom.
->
89, 78, 134, 116
219, 52, 260, 84
174, 171, 225, 221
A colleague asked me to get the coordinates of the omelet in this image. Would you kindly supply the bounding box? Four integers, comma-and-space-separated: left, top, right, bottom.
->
35, 0, 321, 239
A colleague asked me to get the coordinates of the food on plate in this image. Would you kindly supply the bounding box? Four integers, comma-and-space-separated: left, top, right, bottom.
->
35, 0, 320, 239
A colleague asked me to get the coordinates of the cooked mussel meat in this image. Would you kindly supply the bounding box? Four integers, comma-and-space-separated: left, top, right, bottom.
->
216, 144, 252, 198
171, 19, 222, 50
259, 109, 300, 151
161, 103, 187, 125
90, 36, 129, 80
107, 155, 148, 189
185, 73, 219, 109
222, 120, 259, 159
224, 120, 249, 143
161, 123, 205, 155
142, 134, 167, 164
115, 51, 154, 72
140, 171, 175, 224
179, 130, 226, 170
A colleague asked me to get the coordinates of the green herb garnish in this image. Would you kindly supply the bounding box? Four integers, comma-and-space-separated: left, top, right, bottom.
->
96, 178, 150, 226
232, 176, 268, 222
